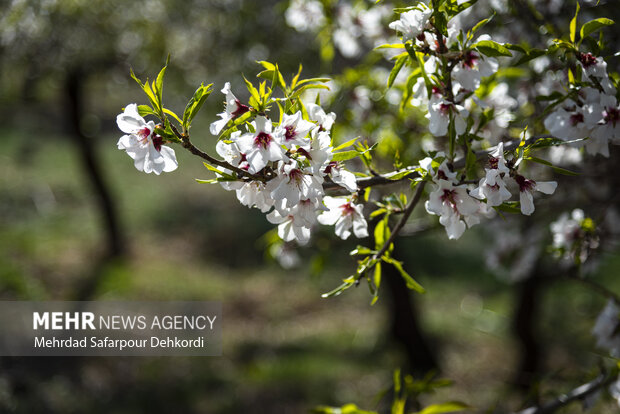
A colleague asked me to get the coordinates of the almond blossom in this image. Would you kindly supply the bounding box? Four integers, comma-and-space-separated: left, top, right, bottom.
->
470, 143, 512, 207
427, 95, 469, 137
116, 103, 178, 175
425, 179, 481, 240
452, 47, 498, 91
210, 82, 250, 136
235, 116, 286, 173
388, 4, 432, 42
273, 111, 315, 149
514, 175, 557, 216
317, 196, 368, 240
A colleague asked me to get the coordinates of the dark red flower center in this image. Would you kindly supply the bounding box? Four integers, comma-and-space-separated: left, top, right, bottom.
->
232, 100, 250, 118
254, 132, 273, 149
288, 168, 303, 184
570, 113, 584, 126
440, 189, 459, 212
284, 125, 297, 141
488, 156, 499, 169
578, 52, 597, 68
324, 161, 338, 175
297, 148, 312, 160
604, 107, 620, 126
437, 169, 448, 180
439, 103, 452, 116
463, 51, 478, 69
152, 134, 163, 152
515, 175, 535, 192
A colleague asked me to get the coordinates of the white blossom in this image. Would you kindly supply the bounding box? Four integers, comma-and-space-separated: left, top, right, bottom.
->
427, 95, 469, 137
514, 175, 557, 216
235, 116, 286, 173
388, 4, 432, 42
470, 143, 512, 206
210, 82, 250, 136
318, 196, 368, 240
425, 179, 481, 240
116, 103, 178, 175
273, 111, 315, 149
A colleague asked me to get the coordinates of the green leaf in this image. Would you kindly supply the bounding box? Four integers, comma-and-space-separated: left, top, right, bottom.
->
388, 170, 415, 181
163, 108, 182, 125
473, 40, 512, 57
417, 401, 471, 414
321, 280, 355, 298
382, 256, 425, 293
580, 18, 614, 39
570, 2, 580, 43
136, 105, 158, 118
313, 404, 378, 414
469, 14, 494, 37
334, 137, 360, 151
434, 11, 448, 36
350, 246, 376, 256
332, 150, 359, 162
388, 54, 409, 88
154, 55, 169, 108
526, 156, 580, 175
182, 83, 213, 128
374, 216, 390, 250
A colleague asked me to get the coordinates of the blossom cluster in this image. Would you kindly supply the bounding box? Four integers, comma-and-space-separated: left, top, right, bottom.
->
544, 53, 620, 157
211, 83, 368, 244
420, 145, 556, 239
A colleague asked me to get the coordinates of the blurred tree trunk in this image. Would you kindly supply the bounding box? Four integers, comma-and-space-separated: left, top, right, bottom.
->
512, 265, 544, 397
64, 67, 125, 298
383, 243, 438, 375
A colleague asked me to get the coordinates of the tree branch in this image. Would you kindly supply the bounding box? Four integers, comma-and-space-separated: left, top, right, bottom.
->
513, 372, 616, 414
325, 135, 553, 190
169, 124, 264, 181
372, 181, 427, 261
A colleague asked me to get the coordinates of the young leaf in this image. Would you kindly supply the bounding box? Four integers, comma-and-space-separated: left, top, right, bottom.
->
473, 40, 512, 57
580, 18, 614, 39
388, 54, 408, 88
569, 2, 579, 43
417, 401, 471, 414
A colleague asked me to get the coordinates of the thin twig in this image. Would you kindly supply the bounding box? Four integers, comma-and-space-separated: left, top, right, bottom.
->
372, 181, 427, 261
169, 124, 264, 181
325, 135, 550, 190
513, 372, 616, 414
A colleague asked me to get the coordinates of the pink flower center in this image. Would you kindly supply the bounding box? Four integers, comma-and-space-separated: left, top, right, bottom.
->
463, 51, 478, 69
340, 202, 355, 216
232, 100, 250, 118
431, 86, 442, 96
604, 107, 620, 126
254, 132, 273, 149
439, 103, 452, 116
570, 113, 584, 126
515, 175, 535, 192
